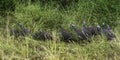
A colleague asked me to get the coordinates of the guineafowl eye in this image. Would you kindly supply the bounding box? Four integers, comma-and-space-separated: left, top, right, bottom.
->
59, 25, 74, 42
70, 23, 91, 40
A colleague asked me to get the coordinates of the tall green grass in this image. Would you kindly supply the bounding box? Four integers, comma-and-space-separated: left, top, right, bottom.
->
0, 31, 120, 60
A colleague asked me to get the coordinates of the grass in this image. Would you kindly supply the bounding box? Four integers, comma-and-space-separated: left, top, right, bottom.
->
0, 31, 120, 60
0, 0, 120, 60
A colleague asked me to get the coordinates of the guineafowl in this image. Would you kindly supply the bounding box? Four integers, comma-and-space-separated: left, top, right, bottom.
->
9, 23, 30, 38
82, 20, 101, 36
101, 25, 116, 40
85, 25, 101, 36
102, 29, 115, 40
82, 21, 99, 37
70, 24, 91, 40
9, 27, 20, 38
59, 26, 75, 42
32, 31, 53, 41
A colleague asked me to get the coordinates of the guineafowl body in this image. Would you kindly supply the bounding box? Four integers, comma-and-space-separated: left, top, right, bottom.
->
9, 23, 30, 38
32, 31, 53, 41
59, 26, 75, 42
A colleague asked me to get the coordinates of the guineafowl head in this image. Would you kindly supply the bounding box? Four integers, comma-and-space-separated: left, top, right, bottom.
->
82, 21, 87, 28
97, 25, 101, 31
70, 23, 77, 30
101, 22, 108, 29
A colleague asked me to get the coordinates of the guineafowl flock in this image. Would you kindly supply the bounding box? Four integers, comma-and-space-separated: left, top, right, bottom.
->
7, 21, 116, 43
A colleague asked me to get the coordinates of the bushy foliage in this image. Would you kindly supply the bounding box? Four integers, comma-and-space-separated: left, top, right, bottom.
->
0, 0, 120, 29
91, 0, 120, 27
0, 0, 15, 16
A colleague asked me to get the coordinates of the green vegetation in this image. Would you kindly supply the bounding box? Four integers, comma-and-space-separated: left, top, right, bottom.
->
0, 0, 120, 60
